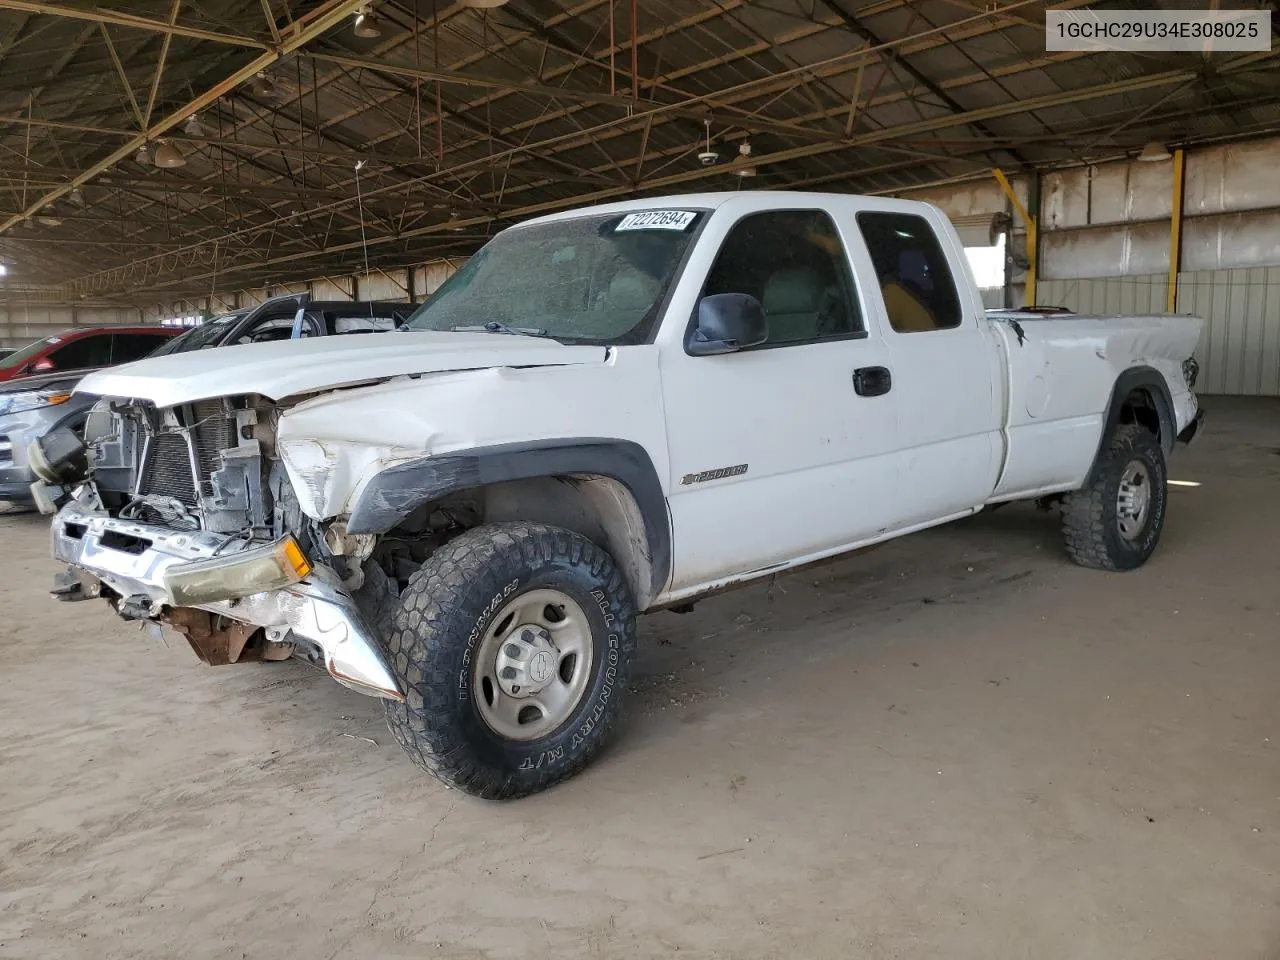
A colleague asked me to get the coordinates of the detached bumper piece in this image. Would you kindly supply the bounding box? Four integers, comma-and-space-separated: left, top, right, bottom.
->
1177, 407, 1206, 445
51, 503, 403, 702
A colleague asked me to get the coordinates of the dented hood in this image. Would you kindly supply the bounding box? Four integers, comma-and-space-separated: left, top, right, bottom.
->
75, 331, 607, 407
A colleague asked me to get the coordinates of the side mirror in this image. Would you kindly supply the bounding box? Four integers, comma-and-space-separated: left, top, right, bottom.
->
687, 293, 767, 356
31, 358, 54, 373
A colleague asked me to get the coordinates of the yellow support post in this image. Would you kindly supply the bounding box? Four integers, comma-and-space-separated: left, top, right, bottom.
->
992, 167, 1037, 307
1167, 148, 1185, 313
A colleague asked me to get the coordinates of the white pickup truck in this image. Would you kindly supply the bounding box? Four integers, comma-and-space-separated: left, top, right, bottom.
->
36, 191, 1204, 799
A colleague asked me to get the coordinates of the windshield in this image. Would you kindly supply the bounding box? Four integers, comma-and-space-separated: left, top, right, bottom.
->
403, 208, 704, 344
0, 335, 57, 370
147, 313, 245, 356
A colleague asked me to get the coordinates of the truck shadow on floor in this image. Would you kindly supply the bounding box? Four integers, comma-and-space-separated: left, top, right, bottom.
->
622, 503, 1065, 736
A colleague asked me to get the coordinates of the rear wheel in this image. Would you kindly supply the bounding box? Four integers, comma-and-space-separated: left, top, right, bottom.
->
383, 522, 637, 799
1062, 423, 1168, 571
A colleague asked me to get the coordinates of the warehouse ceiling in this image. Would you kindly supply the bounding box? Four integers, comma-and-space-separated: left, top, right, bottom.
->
0, 0, 1277, 305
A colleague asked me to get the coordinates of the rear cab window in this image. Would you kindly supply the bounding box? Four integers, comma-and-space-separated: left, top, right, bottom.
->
855, 211, 963, 334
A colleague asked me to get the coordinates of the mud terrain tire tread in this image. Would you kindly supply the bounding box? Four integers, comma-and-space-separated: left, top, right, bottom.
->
383, 521, 637, 800
1062, 423, 1167, 572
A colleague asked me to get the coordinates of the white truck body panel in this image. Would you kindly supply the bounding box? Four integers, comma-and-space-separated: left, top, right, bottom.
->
67, 190, 1203, 611
987, 312, 1203, 501
77, 331, 608, 406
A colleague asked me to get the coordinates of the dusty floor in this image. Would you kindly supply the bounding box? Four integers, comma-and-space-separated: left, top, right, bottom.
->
1, 397, 1278, 960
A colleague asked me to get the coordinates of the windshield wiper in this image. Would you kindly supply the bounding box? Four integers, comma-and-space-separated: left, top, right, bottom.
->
452, 321, 550, 338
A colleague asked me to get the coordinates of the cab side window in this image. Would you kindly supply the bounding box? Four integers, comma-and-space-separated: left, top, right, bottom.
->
702, 210, 864, 346
856, 211, 962, 333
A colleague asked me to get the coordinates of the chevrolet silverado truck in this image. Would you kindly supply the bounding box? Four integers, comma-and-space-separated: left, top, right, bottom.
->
35, 191, 1204, 799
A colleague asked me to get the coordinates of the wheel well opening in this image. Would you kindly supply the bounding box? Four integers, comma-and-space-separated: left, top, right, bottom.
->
377, 475, 656, 609
1119, 387, 1162, 445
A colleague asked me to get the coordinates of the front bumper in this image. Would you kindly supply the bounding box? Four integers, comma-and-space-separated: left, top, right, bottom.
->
51, 502, 403, 701
0, 462, 35, 503
0, 419, 36, 502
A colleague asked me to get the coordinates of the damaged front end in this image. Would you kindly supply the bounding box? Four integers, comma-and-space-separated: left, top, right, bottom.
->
37, 395, 403, 702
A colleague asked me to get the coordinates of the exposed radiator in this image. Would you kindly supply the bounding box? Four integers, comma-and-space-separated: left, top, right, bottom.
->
190, 400, 236, 497
141, 432, 196, 505
136, 401, 236, 508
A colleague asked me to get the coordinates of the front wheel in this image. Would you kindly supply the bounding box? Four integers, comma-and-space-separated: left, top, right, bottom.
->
1061, 423, 1168, 571
383, 522, 637, 799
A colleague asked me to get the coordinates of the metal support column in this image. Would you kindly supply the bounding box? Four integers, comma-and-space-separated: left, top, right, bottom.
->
992, 167, 1037, 307
1167, 148, 1185, 313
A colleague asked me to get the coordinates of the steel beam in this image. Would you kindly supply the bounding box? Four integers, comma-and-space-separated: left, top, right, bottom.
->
0, 0, 370, 235
114, 59, 1272, 296
0, 1, 271, 48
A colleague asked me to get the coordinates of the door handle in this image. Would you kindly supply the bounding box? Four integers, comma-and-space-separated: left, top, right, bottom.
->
853, 366, 892, 397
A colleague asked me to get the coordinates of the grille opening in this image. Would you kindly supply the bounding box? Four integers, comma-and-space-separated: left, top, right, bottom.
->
133, 403, 236, 517
101, 530, 152, 555
140, 432, 196, 506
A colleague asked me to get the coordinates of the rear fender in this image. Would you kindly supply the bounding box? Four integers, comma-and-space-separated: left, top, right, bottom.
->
1087, 366, 1175, 483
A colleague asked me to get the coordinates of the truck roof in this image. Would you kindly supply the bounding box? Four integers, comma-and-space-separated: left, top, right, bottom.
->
521, 190, 941, 228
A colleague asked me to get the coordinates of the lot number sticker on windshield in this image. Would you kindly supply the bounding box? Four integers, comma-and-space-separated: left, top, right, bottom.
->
614, 210, 696, 232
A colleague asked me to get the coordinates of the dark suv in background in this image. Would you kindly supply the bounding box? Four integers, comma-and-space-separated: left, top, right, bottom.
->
0, 295, 413, 507
149, 294, 413, 354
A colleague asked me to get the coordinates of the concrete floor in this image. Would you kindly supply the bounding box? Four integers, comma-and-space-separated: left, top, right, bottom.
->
1, 397, 1278, 960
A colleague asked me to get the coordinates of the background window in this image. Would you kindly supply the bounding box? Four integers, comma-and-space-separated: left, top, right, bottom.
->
856, 211, 963, 333
703, 210, 863, 346
237, 315, 295, 344
49, 334, 113, 370
111, 333, 172, 363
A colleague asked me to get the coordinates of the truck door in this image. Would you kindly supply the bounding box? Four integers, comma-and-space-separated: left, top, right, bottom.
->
852, 209, 1003, 527
660, 207, 903, 591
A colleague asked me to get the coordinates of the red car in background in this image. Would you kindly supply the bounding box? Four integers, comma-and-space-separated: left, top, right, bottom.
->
0, 326, 182, 383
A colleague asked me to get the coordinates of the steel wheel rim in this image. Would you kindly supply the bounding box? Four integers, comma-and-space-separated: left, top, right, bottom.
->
1116, 460, 1152, 541
473, 588, 594, 742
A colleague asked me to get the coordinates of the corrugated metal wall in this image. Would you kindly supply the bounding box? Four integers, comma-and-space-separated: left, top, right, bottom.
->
135, 257, 464, 323
1037, 269, 1280, 396
1036, 275, 1167, 315
1180, 268, 1280, 396
1, 304, 143, 348
1037, 135, 1280, 396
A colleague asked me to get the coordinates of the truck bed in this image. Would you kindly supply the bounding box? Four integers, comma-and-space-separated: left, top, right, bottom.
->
985, 311, 1202, 502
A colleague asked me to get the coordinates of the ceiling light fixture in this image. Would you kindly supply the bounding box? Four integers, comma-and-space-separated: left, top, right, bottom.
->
69, 186, 85, 206
735, 141, 756, 177
697, 119, 719, 166
1137, 140, 1172, 162
183, 113, 203, 137
252, 72, 277, 98
153, 140, 186, 168
353, 7, 382, 37
134, 143, 153, 166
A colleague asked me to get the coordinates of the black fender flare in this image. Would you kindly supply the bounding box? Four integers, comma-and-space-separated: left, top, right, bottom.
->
1089, 366, 1175, 481
345, 438, 671, 600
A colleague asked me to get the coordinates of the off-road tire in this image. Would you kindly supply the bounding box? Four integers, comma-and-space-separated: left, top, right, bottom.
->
1062, 423, 1167, 571
383, 522, 637, 800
